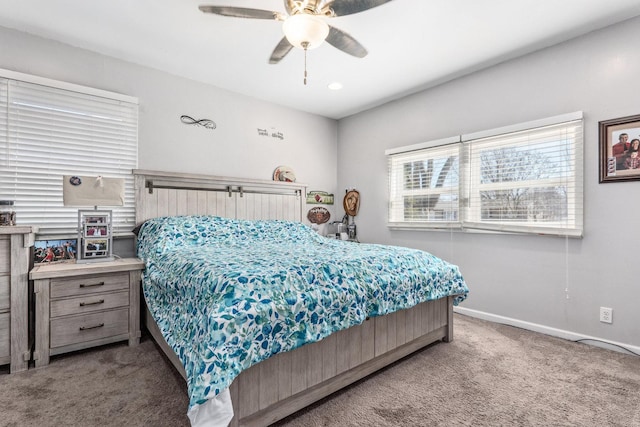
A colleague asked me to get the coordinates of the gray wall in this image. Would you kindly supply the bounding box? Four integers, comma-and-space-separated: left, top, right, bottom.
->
0, 26, 341, 254
337, 17, 640, 350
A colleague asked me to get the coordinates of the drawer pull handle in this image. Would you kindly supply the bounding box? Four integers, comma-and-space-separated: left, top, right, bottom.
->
79, 323, 105, 331
79, 299, 105, 307
79, 282, 105, 288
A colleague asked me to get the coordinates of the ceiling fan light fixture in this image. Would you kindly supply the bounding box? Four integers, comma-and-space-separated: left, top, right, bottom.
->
282, 14, 329, 50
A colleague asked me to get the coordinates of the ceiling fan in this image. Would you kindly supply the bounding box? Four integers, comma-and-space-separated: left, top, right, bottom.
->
199, 0, 393, 83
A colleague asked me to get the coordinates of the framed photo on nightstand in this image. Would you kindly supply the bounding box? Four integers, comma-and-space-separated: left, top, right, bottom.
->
77, 210, 113, 263
33, 238, 78, 264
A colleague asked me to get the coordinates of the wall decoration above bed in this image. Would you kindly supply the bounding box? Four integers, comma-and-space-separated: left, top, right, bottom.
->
180, 115, 217, 130
306, 190, 334, 205
306, 206, 330, 224
272, 165, 296, 182
257, 127, 284, 140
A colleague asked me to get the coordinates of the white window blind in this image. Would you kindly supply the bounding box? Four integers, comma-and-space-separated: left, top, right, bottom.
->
386, 112, 583, 237
388, 142, 460, 228
464, 118, 583, 237
0, 76, 138, 237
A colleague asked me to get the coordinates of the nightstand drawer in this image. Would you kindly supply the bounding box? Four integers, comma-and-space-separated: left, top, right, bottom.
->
50, 291, 130, 318
50, 272, 129, 299
0, 312, 9, 359
50, 308, 129, 348
0, 275, 9, 311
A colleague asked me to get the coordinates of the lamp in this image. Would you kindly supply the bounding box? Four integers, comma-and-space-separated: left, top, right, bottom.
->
282, 13, 329, 85
282, 14, 329, 50
62, 175, 124, 263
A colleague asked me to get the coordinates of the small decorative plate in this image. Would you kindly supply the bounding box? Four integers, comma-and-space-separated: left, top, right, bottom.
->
273, 165, 296, 182
307, 206, 330, 224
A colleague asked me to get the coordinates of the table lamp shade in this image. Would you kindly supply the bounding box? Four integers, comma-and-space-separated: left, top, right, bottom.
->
62, 175, 124, 207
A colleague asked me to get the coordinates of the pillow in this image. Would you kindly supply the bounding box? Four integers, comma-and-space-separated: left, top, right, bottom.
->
131, 221, 147, 237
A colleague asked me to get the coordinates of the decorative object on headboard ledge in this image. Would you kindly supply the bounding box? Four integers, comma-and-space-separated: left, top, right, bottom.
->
180, 115, 217, 130
273, 165, 296, 182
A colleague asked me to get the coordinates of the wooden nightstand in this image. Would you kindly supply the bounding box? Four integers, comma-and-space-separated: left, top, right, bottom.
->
30, 258, 144, 367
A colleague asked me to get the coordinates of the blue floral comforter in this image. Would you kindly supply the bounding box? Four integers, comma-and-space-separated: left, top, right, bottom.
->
136, 215, 469, 409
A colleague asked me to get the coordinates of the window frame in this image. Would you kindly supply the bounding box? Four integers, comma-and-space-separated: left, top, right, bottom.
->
387, 136, 461, 230
386, 112, 584, 237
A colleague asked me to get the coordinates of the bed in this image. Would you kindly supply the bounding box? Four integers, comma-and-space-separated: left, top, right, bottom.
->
133, 170, 469, 427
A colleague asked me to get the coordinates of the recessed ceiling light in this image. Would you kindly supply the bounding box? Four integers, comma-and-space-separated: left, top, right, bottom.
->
328, 82, 343, 90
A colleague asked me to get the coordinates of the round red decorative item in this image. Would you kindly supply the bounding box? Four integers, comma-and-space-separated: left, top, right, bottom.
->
307, 206, 330, 224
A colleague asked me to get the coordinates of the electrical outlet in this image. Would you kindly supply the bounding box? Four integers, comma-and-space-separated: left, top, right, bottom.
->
600, 307, 613, 324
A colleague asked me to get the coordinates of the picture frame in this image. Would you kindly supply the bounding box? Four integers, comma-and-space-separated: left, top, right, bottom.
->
84, 224, 109, 237
599, 114, 640, 183
82, 213, 109, 225
33, 239, 78, 264
306, 191, 335, 205
82, 238, 109, 259
77, 209, 113, 262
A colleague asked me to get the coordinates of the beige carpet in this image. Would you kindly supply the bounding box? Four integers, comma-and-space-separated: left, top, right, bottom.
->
1, 314, 639, 427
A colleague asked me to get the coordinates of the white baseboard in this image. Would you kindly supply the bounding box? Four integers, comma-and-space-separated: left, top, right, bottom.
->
454, 306, 640, 357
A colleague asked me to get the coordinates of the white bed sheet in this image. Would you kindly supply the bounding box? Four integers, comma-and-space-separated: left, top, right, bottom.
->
187, 388, 234, 427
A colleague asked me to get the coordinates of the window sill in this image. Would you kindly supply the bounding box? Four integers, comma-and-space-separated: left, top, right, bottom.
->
388, 223, 583, 238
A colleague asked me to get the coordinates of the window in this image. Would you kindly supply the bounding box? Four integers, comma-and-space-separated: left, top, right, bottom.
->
0, 70, 138, 237
387, 137, 461, 228
387, 112, 583, 237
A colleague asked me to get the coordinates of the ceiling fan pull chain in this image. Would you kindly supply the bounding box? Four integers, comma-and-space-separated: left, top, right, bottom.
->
302, 41, 309, 85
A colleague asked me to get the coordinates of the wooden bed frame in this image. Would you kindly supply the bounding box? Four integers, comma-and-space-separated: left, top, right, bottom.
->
134, 169, 455, 427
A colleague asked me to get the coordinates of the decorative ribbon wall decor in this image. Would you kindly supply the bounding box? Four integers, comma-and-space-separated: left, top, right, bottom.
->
257, 128, 285, 140
180, 115, 217, 130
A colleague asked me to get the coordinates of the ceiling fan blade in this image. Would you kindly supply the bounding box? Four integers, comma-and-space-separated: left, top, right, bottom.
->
269, 37, 294, 64
283, 0, 294, 16
199, 5, 280, 20
326, 26, 368, 58
329, 0, 393, 17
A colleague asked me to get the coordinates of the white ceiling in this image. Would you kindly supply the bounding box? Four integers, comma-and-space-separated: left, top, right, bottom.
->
2, 0, 640, 119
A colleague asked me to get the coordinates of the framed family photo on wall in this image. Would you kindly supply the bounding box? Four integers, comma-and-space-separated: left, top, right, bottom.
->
599, 114, 640, 183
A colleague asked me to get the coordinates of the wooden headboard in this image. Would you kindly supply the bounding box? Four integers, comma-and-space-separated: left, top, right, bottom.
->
133, 169, 307, 224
